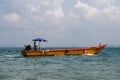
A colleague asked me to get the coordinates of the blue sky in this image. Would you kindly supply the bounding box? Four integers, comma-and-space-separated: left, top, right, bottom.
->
0, 0, 120, 47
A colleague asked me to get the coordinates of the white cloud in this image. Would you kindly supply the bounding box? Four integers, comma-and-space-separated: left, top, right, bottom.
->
103, 5, 120, 21
49, 0, 64, 19
53, 0, 64, 7
21, 0, 65, 25
69, 12, 80, 21
45, 10, 53, 16
41, 0, 50, 6
1, 0, 120, 46
74, 0, 120, 23
94, 0, 114, 5
75, 0, 100, 19
26, 4, 40, 12
75, 0, 90, 10
44, 0, 65, 25
4, 12, 20, 23
45, 7, 64, 19
54, 7, 64, 19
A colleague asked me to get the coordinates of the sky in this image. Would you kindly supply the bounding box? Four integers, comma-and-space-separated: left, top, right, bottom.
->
0, 0, 120, 47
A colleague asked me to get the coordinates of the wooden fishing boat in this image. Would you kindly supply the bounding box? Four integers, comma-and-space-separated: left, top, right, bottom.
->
21, 44, 107, 57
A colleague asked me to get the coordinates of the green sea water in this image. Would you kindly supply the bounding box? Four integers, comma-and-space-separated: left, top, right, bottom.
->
0, 47, 120, 80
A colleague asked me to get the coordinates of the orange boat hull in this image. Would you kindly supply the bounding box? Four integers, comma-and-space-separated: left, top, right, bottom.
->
22, 44, 106, 57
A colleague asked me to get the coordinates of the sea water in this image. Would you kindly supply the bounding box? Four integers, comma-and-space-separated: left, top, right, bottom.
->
0, 47, 120, 80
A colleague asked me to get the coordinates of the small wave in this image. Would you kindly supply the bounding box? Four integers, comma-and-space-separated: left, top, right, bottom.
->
4, 54, 22, 58
83, 54, 95, 56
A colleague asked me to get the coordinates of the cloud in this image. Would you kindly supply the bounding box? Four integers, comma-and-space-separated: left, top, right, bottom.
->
54, 7, 64, 19
103, 5, 120, 21
3, 12, 20, 23
75, 0, 100, 20
26, 4, 40, 12
41, 0, 50, 6
74, 0, 120, 23
45, 0, 65, 20
0, 0, 120, 47
45, 6, 64, 19
93, 0, 114, 5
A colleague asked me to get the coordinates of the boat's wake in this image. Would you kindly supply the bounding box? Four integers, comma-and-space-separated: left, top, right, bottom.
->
83, 54, 95, 56
4, 54, 22, 58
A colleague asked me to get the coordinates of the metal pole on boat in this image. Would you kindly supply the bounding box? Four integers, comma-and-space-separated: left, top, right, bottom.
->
39, 42, 40, 50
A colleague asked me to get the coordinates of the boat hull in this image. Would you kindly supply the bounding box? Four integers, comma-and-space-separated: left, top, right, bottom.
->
22, 44, 106, 57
